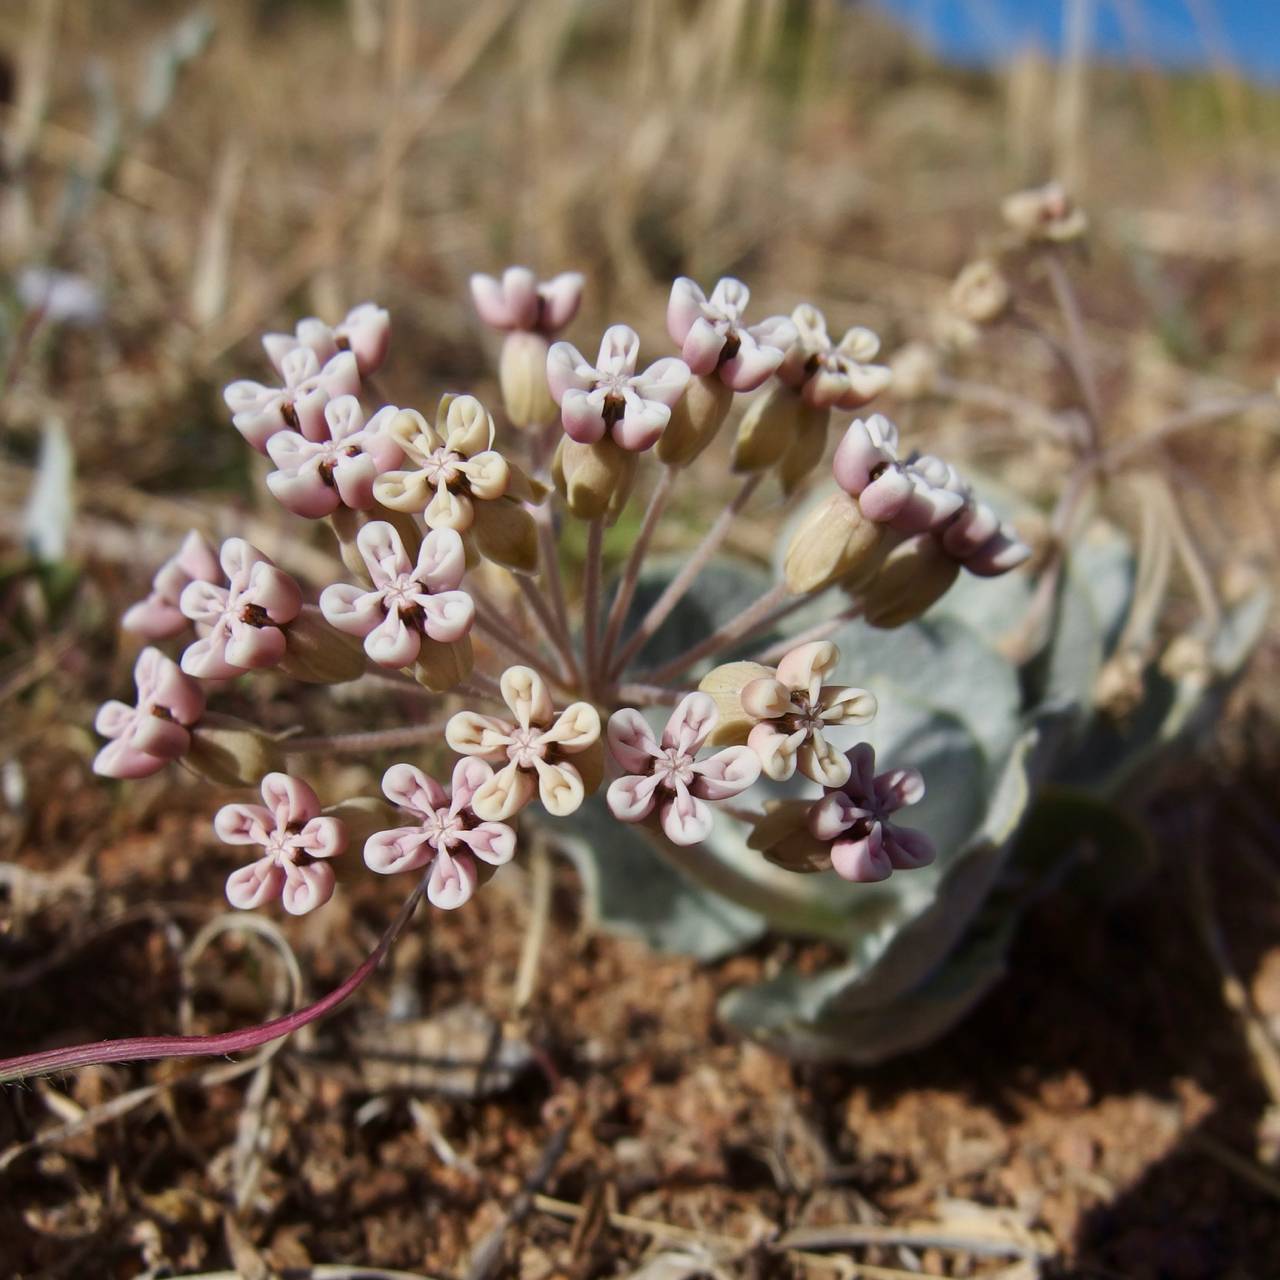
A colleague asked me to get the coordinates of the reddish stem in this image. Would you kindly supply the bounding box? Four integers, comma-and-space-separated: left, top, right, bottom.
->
0, 875, 429, 1084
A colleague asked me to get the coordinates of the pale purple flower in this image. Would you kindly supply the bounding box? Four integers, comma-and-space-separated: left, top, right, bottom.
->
470, 267, 584, 335
364, 759, 517, 910
740, 642, 877, 788
122, 530, 221, 639
179, 539, 304, 679
938, 495, 1031, 577
666, 277, 797, 392
93, 647, 205, 779
215, 773, 347, 915
809, 743, 935, 883
606, 692, 760, 846
777, 305, 893, 410
831, 414, 966, 533
446, 666, 601, 821
319, 522, 473, 668
223, 347, 361, 452
265, 396, 403, 518
546, 325, 691, 452
261, 302, 391, 379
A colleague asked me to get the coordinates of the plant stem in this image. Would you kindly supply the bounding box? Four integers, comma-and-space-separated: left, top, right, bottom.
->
612, 682, 687, 707
640, 580, 797, 685
599, 465, 677, 673
1104, 392, 1280, 468
751, 601, 860, 664
582, 518, 604, 690
609, 472, 762, 678
472, 603, 564, 688
284, 722, 449, 754
533, 505, 575, 655
517, 572, 578, 686
1043, 248, 1103, 447
0, 872, 431, 1083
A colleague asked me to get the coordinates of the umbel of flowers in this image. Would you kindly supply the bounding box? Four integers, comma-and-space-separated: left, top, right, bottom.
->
95, 271, 1029, 926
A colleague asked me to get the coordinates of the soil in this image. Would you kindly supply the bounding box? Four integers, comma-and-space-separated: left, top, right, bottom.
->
2, 722, 1279, 1280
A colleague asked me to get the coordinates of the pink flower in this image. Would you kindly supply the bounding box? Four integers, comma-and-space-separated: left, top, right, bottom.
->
265, 396, 403, 518
179, 539, 304, 678
470, 267, 584, 335
666, 277, 797, 392
446, 666, 601, 821
223, 347, 361, 452
364, 759, 517, 910
739, 642, 877, 788
122, 530, 221, 639
93, 647, 205, 779
809, 743, 935, 883
938, 495, 1031, 577
261, 303, 391, 379
215, 773, 347, 915
831, 415, 966, 532
777, 305, 892, 410
606, 692, 760, 846
546, 325, 691, 451
319, 522, 474, 668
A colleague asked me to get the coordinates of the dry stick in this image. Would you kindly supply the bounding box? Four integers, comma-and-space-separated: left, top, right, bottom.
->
582, 518, 605, 689
610, 472, 762, 678
599, 465, 678, 671
640, 581, 800, 687
1104, 392, 1280, 468
283, 722, 449, 754
0, 872, 432, 1084
511, 838, 552, 1012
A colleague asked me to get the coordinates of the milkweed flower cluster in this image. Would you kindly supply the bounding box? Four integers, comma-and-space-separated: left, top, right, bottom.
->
95, 273, 1029, 919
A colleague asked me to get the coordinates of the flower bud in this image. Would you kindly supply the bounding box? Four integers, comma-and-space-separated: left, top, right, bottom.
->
655, 373, 734, 468
552, 436, 638, 523
330, 505, 421, 585
412, 635, 475, 692
1001, 181, 1088, 244
949, 259, 1011, 325
855, 533, 960, 629
744, 800, 831, 873
571, 737, 605, 799
188, 713, 285, 787
777, 405, 831, 495
732, 382, 802, 473
277, 604, 370, 684
499, 331, 557, 429
322, 796, 400, 851
469, 497, 539, 574
783, 492, 890, 596
1093, 649, 1146, 720
697, 660, 774, 745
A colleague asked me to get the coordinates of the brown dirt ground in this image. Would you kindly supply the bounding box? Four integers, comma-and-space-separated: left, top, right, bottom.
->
2, 693, 1279, 1280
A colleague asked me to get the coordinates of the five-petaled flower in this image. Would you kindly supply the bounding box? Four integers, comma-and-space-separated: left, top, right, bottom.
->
265, 395, 403, 518
777, 305, 893, 410
446, 666, 601, 821
547, 325, 691, 451
666, 277, 797, 392
93, 647, 205, 778
215, 773, 347, 914
122, 530, 221, 639
606, 692, 760, 846
179, 539, 304, 678
223, 346, 361, 452
364, 759, 517, 909
470, 267, 584, 335
319, 521, 474, 668
373, 395, 543, 572
262, 302, 391, 379
702, 642, 877, 788
749, 743, 935, 884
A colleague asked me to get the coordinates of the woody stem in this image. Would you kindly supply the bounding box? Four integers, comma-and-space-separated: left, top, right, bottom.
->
284, 721, 450, 754
609, 472, 762, 679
